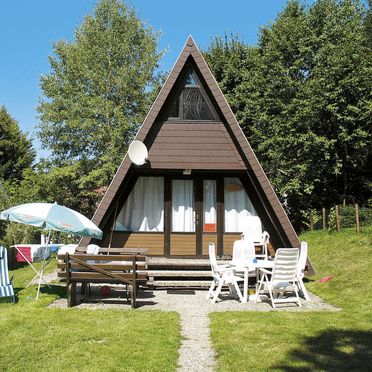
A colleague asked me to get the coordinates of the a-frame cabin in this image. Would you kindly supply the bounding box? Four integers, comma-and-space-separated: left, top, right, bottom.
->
82, 36, 302, 265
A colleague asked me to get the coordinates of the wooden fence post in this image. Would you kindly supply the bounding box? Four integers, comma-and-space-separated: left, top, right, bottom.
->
335, 205, 340, 232
322, 207, 327, 230
310, 211, 314, 231
355, 204, 360, 234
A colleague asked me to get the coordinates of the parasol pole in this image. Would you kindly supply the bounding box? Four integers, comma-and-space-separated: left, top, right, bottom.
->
108, 201, 119, 249
36, 230, 51, 299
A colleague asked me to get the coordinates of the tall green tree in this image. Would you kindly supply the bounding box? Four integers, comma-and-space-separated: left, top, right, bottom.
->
204, 34, 252, 114
37, 0, 162, 216
0, 106, 35, 242
205, 0, 372, 229
365, 0, 372, 48
0, 106, 35, 182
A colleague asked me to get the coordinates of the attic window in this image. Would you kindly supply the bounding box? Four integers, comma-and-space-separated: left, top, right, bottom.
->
168, 70, 216, 121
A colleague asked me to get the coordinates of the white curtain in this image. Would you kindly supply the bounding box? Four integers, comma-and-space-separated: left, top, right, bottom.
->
224, 177, 257, 232
204, 180, 217, 227
172, 180, 195, 232
115, 177, 164, 232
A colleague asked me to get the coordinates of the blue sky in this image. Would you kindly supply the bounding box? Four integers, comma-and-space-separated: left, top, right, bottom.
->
1, 0, 300, 158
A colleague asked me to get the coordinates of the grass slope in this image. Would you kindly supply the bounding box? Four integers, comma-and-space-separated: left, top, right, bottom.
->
0, 259, 180, 372
210, 227, 372, 371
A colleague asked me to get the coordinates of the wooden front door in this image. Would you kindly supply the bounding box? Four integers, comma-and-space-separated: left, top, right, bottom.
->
168, 177, 220, 257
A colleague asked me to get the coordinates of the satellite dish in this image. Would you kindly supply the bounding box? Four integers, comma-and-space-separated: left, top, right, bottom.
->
128, 140, 148, 166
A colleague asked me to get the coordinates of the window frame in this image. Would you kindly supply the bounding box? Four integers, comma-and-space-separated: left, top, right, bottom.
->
114, 176, 165, 232
167, 68, 219, 122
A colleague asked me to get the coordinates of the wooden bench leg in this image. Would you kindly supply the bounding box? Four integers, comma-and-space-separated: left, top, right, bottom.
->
131, 281, 137, 309
80, 283, 91, 299
67, 283, 77, 307
81, 282, 87, 296
125, 284, 129, 302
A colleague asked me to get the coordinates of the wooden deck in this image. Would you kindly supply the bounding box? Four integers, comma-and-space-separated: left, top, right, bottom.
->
144, 257, 227, 287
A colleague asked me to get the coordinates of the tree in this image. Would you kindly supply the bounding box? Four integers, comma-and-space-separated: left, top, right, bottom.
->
0, 106, 35, 243
365, 0, 372, 48
204, 0, 372, 229
204, 34, 252, 114
0, 106, 35, 182
37, 0, 163, 216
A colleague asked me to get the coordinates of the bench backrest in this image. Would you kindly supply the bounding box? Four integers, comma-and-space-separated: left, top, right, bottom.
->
75, 246, 148, 255
57, 253, 147, 285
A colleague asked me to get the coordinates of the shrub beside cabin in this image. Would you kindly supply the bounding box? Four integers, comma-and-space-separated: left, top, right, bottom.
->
82, 37, 302, 263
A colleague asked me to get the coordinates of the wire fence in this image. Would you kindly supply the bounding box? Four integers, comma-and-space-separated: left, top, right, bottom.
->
303, 204, 372, 233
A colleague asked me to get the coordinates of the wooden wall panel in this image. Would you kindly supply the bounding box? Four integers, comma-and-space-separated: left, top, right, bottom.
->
223, 234, 241, 255
170, 234, 196, 256
103, 233, 164, 256
202, 234, 218, 256
148, 122, 245, 170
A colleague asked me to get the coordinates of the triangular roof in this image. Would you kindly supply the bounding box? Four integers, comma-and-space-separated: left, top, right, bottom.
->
82, 36, 301, 255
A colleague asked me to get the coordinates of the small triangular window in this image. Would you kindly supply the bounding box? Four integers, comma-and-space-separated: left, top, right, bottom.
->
168, 69, 216, 121
185, 71, 197, 86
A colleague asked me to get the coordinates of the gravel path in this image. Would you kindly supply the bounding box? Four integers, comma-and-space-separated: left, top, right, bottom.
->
177, 305, 216, 372
49, 285, 339, 371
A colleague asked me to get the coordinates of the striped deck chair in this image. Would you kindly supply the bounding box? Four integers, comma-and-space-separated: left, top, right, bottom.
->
0, 246, 15, 303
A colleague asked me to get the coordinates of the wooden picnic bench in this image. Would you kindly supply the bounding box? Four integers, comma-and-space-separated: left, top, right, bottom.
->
57, 252, 147, 308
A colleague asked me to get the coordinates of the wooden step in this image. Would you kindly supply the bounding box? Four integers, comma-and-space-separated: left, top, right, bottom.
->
147, 257, 229, 270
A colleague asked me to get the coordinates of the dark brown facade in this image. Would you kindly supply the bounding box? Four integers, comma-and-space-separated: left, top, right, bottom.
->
81, 36, 301, 259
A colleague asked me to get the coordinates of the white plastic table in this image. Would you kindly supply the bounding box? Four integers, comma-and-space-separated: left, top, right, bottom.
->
229, 259, 274, 303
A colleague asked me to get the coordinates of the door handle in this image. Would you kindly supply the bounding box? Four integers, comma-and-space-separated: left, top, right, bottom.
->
194, 212, 199, 225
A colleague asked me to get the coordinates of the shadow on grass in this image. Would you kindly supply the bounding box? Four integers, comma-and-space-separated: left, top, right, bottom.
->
39, 284, 66, 299
275, 329, 372, 371
78, 288, 157, 308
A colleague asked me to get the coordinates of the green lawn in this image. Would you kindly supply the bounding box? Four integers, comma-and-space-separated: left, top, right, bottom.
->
1, 228, 371, 371
0, 258, 180, 372
210, 227, 372, 371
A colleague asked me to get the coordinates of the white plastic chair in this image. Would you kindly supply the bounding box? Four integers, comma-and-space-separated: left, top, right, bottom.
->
295, 241, 310, 301
57, 244, 77, 256
86, 244, 100, 266
86, 244, 100, 255
85, 244, 101, 295
206, 243, 244, 303
240, 217, 269, 259
231, 239, 256, 272
233, 239, 256, 262
254, 231, 270, 259
240, 216, 262, 242
256, 248, 301, 309
231, 239, 257, 295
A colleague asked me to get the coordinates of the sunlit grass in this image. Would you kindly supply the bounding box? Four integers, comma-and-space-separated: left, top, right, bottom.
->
2, 228, 371, 371
210, 227, 372, 371
0, 256, 180, 371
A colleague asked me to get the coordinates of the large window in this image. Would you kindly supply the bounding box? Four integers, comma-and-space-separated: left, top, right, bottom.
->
115, 177, 164, 232
203, 180, 217, 232
168, 69, 216, 121
172, 180, 195, 232
224, 177, 257, 232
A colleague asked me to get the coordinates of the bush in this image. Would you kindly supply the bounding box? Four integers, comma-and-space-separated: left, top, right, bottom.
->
338, 205, 372, 229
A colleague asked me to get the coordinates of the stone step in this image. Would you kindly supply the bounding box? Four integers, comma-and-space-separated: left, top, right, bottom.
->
146, 280, 212, 288
144, 270, 212, 278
